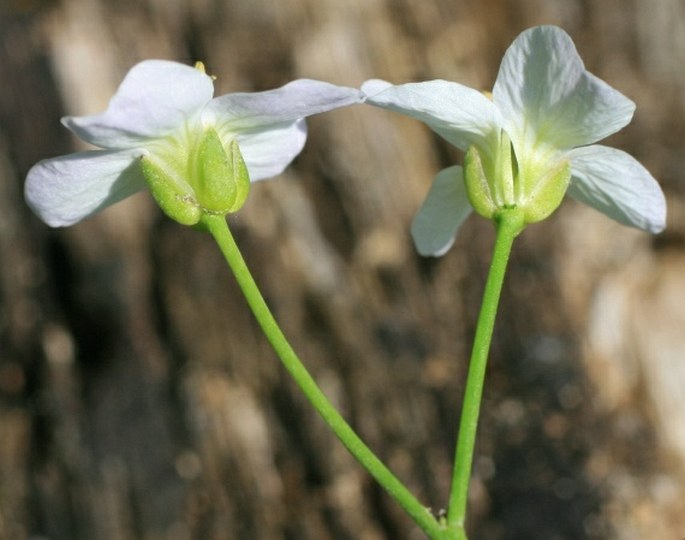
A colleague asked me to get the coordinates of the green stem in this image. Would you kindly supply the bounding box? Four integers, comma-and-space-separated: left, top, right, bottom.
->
202, 214, 444, 539
446, 209, 523, 539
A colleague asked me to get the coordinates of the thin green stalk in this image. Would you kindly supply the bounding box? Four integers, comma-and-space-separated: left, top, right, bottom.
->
201, 214, 444, 539
446, 209, 524, 539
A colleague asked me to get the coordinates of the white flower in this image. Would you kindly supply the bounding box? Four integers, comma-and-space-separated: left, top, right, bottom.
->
26, 60, 362, 227
363, 26, 666, 256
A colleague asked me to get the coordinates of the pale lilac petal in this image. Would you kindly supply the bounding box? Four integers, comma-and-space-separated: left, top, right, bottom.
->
363, 80, 503, 151
64, 60, 214, 149
567, 145, 666, 233
237, 120, 307, 181
493, 26, 635, 151
411, 166, 472, 256
205, 79, 362, 132
25, 149, 146, 227
361, 79, 393, 97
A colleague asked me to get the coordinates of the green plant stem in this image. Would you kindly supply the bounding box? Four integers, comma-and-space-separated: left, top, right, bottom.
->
446, 209, 523, 539
202, 214, 444, 540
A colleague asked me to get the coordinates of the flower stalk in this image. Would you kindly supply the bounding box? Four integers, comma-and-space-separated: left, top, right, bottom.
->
201, 214, 444, 540
446, 209, 523, 539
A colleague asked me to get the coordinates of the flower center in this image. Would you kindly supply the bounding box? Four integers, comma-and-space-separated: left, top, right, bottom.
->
139, 124, 251, 225
463, 130, 571, 225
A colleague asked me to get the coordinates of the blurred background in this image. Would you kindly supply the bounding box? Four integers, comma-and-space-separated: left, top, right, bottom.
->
1, 0, 685, 538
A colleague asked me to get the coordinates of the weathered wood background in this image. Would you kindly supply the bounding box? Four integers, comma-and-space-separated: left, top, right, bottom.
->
1, 0, 684, 539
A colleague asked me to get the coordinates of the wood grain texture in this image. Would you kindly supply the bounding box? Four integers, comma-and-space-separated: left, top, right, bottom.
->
0, 1, 684, 539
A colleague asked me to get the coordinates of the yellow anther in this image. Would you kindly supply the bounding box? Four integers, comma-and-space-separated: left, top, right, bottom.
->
194, 61, 217, 80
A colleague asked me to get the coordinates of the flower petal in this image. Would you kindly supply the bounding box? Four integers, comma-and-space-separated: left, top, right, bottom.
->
411, 165, 472, 256
25, 149, 146, 227
64, 60, 215, 149
360, 79, 393, 97
493, 26, 635, 150
362, 80, 502, 151
237, 119, 307, 181
205, 79, 362, 132
567, 145, 666, 233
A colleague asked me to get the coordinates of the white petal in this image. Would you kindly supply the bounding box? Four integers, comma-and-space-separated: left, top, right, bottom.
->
25, 149, 146, 227
237, 120, 307, 181
64, 60, 214, 149
361, 79, 393, 97
567, 145, 666, 233
411, 166, 472, 256
493, 26, 635, 150
205, 79, 362, 132
363, 80, 502, 151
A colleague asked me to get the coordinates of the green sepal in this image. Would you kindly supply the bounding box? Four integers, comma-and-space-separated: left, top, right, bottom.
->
494, 131, 515, 206
225, 139, 251, 213
195, 129, 250, 214
521, 158, 572, 224
140, 156, 202, 226
464, 145, 498, 219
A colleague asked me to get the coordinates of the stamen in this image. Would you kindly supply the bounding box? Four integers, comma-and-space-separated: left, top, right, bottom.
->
194, 61, 217, 80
